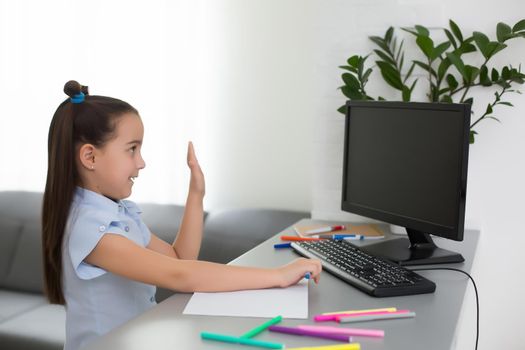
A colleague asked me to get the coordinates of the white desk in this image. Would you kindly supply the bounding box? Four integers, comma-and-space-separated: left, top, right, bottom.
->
85, 219, 479, 350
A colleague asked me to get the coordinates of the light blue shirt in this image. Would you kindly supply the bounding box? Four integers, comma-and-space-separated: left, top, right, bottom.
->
63, 187, 157, 350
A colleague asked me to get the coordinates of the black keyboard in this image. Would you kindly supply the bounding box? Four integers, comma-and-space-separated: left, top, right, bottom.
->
292, 239, 436, 297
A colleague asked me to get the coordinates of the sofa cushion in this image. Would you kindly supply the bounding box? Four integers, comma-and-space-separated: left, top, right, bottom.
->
199, 208, 308, 263
4, 222, 44, 293
0, 191, 43, 224
0, 303, 65, 350
139, 203, 190, 241
0, 216, 23, 284
0, 290, 46, 323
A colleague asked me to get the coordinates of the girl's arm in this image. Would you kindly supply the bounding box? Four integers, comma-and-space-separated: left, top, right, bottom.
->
171, 142, 204, 260
86, 234, 321, 292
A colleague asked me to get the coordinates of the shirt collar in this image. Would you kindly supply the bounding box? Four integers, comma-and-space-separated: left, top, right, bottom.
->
74, 187, 126, 215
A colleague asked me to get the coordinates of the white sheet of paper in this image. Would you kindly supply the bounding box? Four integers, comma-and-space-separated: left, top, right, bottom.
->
183, 280, 308, 319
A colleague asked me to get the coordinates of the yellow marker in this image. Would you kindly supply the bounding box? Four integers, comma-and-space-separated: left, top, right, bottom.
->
287, 343, 361, 350
322, 307, 396, 315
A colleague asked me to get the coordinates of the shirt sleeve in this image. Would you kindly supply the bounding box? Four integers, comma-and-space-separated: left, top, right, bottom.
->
68, 208, 129, 280
122, 200, 152, 247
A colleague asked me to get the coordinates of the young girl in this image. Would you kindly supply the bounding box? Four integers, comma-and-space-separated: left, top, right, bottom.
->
42, 80, 321, 350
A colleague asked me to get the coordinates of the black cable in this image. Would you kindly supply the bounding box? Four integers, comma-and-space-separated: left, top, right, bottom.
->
410, 267, 479, 350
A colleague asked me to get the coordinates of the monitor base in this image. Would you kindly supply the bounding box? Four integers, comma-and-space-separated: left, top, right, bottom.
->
360, 237, 465, 266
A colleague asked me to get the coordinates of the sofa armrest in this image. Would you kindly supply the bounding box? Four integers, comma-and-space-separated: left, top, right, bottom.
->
199, 208, 309, 264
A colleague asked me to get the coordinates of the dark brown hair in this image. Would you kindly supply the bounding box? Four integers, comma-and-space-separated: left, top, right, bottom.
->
42, 80, 138, 304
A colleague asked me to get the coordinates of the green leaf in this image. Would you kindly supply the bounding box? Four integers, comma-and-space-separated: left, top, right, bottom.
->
401, 27, 418, 36
446, 74, 459, 90
464, 97, 474, 105
502, 66, 511, 80
374, 49, 396, 66
491, 68, 500, 81
498, 101, 514, 107
512, 19, 525, 32
473, 31, 490, 58
449, 19, 463, 43
376, 61, 404, 90
413, 60, 437, 77
385, 27, 394, 43
438, 58, 452, 80
362, 68, 373, 83
404, 62, 416, 83
469, 130, 476, 144
433, 41, 451, 60
339, 65, 358, 73
338, 105, 347, 114
485, 103, 493, 114
369, 36, 390, 53
444, 29, 458, 50
341, 85, 363, 100
486, 116, 501, 123
465, 65, 480, 84
456, 42, 476, 55
497, 22, 512, 42
342, 73, 361, 90
378, 96, 386, 101
415, 25, 430, 36
416, 35, 434, 59
441, 95, 453, 103
446, 52, 468, 81
479, 66, 492, 86
402, 86, 411, 101
486, 42, 507, 58
347, 55, 360, 68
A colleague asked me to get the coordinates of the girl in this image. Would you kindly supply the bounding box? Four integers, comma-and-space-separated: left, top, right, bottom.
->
42, 80, 322, 350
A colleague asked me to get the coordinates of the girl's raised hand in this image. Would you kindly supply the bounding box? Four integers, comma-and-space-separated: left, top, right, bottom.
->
187, 141, 205, 197
277, 257, 322, 288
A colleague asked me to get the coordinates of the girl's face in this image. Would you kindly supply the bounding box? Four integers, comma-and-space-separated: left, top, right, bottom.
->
91, 112, 146, 200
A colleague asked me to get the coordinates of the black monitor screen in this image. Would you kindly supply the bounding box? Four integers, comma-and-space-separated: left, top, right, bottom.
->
342, 101, 470, 265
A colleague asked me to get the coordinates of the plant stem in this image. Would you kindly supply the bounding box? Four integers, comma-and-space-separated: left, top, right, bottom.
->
470, 86, 508, 129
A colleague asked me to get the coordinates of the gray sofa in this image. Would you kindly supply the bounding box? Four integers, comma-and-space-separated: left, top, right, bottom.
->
0, 191, 308, 350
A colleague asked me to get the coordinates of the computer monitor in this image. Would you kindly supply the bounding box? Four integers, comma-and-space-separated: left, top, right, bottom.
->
342, 101, 470, 266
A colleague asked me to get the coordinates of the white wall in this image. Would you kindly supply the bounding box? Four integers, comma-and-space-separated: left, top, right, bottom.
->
1, 0, 524, 348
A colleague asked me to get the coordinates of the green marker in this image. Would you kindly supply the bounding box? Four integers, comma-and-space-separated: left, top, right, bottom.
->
241, 315, 283, 338
201, 331, 284, 349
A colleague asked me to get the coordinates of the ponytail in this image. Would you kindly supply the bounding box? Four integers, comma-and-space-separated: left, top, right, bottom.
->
42, 81, 138, 304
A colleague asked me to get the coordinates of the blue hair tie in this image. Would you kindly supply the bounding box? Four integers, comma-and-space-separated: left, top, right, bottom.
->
70, 92, 85, 104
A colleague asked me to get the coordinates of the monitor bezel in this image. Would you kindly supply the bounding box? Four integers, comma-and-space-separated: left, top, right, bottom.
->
341, 100, 470, 242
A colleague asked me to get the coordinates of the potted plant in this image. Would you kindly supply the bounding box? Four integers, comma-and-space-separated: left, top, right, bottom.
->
338, 19, 525, 143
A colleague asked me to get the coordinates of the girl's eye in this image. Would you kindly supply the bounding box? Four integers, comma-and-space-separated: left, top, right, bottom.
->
129, 146, 137, 153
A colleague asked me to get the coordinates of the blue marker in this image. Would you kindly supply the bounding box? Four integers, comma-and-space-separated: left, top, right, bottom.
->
273, 243, 292, 249
304, 272, 311, 280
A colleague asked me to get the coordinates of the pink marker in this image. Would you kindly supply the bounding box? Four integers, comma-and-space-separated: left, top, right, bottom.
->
297, 325, 384, 338
304, 225, 346, 235
336, 310, 411, 323
314, 309, 411, 322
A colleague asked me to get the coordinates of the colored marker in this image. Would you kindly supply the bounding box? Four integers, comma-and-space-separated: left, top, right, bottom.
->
201, 331, 284, 349
338, 235, 385, 240
287, 344, 361, 350
297, 325, 384, 338
338, 311, 416, 323
268, 325, 352, 342
316, 310, 410, 322
280, 236, 322, 241
274, 243, 292, 249
305, 272, 311, 280
322, 307, 396, 315
304, 225, 346, 235
241, 315, 283, 338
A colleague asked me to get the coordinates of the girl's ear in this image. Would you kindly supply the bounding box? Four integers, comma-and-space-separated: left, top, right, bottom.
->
79, 144, 97, 170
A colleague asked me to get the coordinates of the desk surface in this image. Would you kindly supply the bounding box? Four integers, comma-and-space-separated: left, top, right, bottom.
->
85, 219, 479, 350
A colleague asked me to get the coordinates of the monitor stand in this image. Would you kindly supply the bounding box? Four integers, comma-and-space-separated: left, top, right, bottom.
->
359, 228, 464, 266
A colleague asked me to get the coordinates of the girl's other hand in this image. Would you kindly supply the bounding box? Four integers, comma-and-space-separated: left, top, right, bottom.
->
277, 258, 322, 288
187, 141, 205, 197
